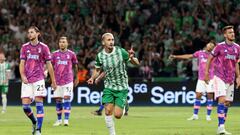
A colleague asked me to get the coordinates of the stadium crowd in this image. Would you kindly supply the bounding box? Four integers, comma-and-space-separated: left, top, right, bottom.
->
0, 0, 240, 82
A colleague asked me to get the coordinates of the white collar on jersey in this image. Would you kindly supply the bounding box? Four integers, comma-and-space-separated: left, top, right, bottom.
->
103, 46, 116, 55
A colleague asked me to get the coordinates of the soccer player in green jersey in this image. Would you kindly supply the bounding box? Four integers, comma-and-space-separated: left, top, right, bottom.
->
87, 33, 139, 135
0, 51, 11, 113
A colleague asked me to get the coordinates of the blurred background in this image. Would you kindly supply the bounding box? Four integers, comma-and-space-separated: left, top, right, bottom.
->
0, 0, 240, 82
2, 0, 240, 83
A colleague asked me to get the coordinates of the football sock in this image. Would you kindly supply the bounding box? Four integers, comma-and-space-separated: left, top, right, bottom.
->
217, 103, 225, 126
36, 102, 44, 130
206, 99, 213, 116
64, 99, 71, 120
105, 115, 116, 135
23, 104, 36, 124
56, 100, 63, 120
193, 99, 201, 115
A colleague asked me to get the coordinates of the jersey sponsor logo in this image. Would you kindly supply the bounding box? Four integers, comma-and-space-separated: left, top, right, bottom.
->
27, 54, 39, 60
57, 60, 68, 65
225, 54, 236, 60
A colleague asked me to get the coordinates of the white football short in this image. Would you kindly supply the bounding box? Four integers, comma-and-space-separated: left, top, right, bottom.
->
196, 79, 214, 93
213, 76, 234, 101
53, 82, 73, 98
21, 79, 47, 99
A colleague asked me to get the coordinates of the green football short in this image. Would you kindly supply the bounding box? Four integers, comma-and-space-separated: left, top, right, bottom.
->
102, 88, 128, 109
0, 85, 8, 94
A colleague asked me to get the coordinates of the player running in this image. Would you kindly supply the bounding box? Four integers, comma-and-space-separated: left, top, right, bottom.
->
87, 33, 139, 135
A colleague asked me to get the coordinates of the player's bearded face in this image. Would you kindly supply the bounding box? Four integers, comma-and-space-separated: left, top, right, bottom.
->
206, 43, 214, 51
225, 29, 235, 41
59, 39, 68, 50
27, 29, 39, 41
103, 35, 114, 50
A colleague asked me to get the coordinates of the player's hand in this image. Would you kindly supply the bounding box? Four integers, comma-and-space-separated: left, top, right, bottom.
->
169, 55, 175, 60
87, 78, 94, 85
204, 73, 210, 84
236, 76, 240, 89
95, 78, 100, 84
128, 47, 135, 59
74, 79, 79, 87
51, 81, 57, 90
21, 76, 28, 84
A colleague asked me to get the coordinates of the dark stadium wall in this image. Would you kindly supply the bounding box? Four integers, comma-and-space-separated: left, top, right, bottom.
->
7, 80, 240, 106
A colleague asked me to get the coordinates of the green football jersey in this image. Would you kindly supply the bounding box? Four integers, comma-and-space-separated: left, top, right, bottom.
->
95, 46, 129, 91
0, 62, 10, 85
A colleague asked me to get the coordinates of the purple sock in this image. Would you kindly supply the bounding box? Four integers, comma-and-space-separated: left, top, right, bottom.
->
193, 99, 201, 115
64, 99, 71, 120
56, 100, 63, 120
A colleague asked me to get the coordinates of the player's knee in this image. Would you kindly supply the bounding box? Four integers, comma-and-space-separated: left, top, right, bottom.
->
225, 102, 231, 107
35, 97, 43, 102
114, 114, 122, 119
105, 108, 113, 115
1, 94, 6, 98
63, 96, 71, 100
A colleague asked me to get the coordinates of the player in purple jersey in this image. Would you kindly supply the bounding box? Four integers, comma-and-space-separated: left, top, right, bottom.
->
205, 26, 240, 135
169, 42, 215, 121
19, 26, 57, 135
51, 36, 79, 127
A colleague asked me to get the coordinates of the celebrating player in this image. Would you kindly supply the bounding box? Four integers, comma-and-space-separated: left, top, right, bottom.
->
87, 33, 139, 135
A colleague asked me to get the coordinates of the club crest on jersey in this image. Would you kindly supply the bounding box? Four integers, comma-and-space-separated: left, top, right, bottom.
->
67, 55, 70, 59
38, 48, 41, 53
224, 50, 227, 52
234, 48, 237, 53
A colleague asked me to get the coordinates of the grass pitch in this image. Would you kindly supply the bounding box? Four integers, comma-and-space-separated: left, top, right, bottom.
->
0, 106, 240, 135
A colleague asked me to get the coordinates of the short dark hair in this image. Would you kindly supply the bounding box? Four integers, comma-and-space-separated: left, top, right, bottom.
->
222, 25, 234, 33
59, 36, 68, 43
28, 26, 40, 33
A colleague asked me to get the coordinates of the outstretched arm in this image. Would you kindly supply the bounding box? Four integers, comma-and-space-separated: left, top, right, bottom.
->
169, 54, 193, 60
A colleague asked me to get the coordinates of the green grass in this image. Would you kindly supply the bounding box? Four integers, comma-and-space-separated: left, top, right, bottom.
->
0, 106, 240, 135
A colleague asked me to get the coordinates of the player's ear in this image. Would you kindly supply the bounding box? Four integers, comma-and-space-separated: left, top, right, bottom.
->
102, 42, 105, 45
